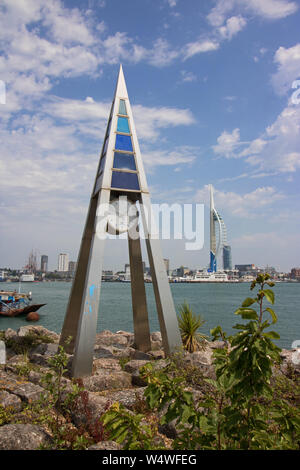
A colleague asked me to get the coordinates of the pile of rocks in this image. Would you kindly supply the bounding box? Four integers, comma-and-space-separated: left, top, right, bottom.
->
0, 325, 299, 450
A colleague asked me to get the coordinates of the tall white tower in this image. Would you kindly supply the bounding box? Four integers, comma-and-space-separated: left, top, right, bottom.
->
58, 253, 69, 272
209, 185, 227, 272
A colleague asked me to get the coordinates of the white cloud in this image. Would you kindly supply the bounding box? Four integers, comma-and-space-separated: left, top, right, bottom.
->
183, 39, 220, 60
42, 2, 95, 46
41, 95, 195, 142
207, 0, 298, 26
142, 146, 197, 169
218, 15, 247, 40
244, 0, 298, 20
272, 43, 300, 95
148, 38, 180, 66
180, 70, 197, 83
132, 104, 195, 141
213, 100, 300, 174
239, 138, 267, 157
212, 128, 242, 157
194, 184, 285, 218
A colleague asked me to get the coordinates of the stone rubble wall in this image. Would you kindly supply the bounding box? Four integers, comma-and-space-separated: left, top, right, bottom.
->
0, 325, 299, 450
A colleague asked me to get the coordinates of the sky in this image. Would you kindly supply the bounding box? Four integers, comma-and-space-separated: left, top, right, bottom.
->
0, 0, 300, 273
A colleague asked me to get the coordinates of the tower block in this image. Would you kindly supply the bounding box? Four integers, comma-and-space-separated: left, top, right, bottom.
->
60, 66, 182, 378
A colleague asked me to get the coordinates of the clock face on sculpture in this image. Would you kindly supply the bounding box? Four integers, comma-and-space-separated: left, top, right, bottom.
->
107, 197, 138, 235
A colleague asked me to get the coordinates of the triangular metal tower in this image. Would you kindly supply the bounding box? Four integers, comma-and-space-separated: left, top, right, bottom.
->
59, 66, 182, 378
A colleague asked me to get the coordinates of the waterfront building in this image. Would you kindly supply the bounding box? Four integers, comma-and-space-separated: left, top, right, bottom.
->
209, 185, 227, 272
58, 253, 69, 272
68, 261, 77, 276
102, 270, 114, 281
223, 245, 232, 271
163, 259, 170, 274
290, 268, 300, 280
176, 266, 189, 277
40, 255, 48, 273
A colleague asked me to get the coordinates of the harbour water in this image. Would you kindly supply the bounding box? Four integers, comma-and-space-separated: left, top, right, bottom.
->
0, 281, 299, 349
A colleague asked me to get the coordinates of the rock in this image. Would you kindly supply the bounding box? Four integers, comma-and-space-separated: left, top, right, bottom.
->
102, 388, 145, 410
71, 392, 110, 429
29, 343, 63, 367
4, 328, 18, 342
93, 358, 122, 373
5, 354, 30, 373
207, 340, 227, 350
95, 331, 128, 348
82, 371, 132, 392
124, 360, 150, 374
88, 440, 122, 450
185, 349, 213, 366
0, 390, 22, 412
150, 340, 162, 351
116, 331, 135, 345
0, 370, 44, 403
130, 349, 153, 361
31, 342, 59, 357
93, 346, 114, 359
151, 332, 162, 343
17, 325, 59, 343
111, 346, 135, 359
149, 350, 165, 360
26, 312, 40, 322
124, 360, 150, 387
279, 348, 300, 377
0, 424, 52, 450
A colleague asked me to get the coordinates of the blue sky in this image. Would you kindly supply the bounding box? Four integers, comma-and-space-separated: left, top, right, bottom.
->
0, 0, 300, 272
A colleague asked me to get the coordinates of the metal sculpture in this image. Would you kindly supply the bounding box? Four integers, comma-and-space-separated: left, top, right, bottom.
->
59, 66, 182, 377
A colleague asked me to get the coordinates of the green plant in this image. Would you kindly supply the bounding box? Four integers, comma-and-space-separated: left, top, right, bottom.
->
4, 332, 54, 355
101, 402, 164, 450
0, 405, 13, 425
13, 352, 39, 378
139, 274, 300, 450
177, 301, 207, 352
119, 357, 130, 370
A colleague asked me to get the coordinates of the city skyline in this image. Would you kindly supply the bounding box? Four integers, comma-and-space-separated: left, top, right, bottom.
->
0, 1, 299, 273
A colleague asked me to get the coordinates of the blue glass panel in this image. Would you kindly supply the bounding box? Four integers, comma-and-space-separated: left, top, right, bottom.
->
119, 99, 127, 115
113, 152, 136, 171
117, 117, 130, 134
115, 134, 133, 152
111, 171, 140, 190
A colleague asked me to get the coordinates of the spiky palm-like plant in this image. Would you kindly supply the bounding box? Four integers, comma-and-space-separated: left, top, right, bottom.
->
178, 301, 207, 353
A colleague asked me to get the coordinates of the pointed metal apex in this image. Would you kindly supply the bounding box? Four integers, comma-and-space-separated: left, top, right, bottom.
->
115, 64, 128, 99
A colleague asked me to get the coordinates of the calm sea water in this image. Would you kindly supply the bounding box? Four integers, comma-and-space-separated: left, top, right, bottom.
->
0, 281, 299, 349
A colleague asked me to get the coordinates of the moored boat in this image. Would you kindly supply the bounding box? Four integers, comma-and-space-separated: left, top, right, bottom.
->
0, 290, 46, 317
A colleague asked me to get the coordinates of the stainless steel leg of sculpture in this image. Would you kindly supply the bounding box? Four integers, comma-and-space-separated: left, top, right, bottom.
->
70, 189, 110, 378
128, 222, 151, 352
59, 196, 99, 354
140, 193, 182, 355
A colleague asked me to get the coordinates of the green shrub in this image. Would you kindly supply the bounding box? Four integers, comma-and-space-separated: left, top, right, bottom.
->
138, 274, 300, 450
177, 301, 207, 352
